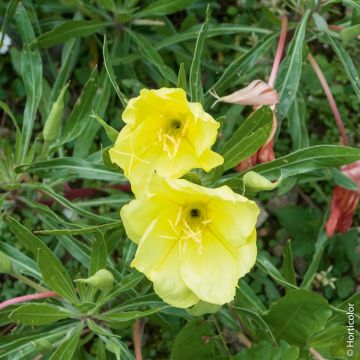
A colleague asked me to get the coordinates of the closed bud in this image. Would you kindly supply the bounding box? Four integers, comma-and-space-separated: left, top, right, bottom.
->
211, 80, 279, 107
43, 83, 69, 143
0, 251, 12, 273
75, 269, 114, 291
243, 171, 280, 192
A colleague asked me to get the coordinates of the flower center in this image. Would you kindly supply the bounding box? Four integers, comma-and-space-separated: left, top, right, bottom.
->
158, 115, 188, 158
171, 204, 212, 254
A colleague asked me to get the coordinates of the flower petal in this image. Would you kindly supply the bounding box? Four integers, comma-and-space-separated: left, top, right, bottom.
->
180, 231, 240, 305
208, 195, 259, 247
131, 216, 199, 308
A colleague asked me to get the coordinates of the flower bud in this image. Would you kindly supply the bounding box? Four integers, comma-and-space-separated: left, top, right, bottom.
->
43, 83, 69, 143
243, 171, 280, 192
0, 251, 12, 273
75, 269, 114, 291
211, 80, 279, 107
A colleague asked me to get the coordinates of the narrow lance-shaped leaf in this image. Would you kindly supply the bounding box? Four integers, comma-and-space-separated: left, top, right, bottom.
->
9, 304, 73, 325
103, 36, 128, 107
327, 35, 360, 103
221, 145, 360, 186
127, 30, 177, 85
15, 3, 43, 162
135, 0, 195, 17
60, 67, 98, 145
189, 5, 210, 102
49, 324, 83, 360
89, 234, 107, 276
18, 157, 126, 182
276, 10, 310, 121
38, 248, 79, 304
33, 20, 110, 48
282, 240, 297, 289
177, 63, 187, 92
222, 106, 273, 171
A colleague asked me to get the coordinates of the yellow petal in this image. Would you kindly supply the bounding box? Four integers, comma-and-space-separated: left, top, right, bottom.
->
131, 216, 199, 308
186, 103, 220, 155
236, 229, 257, 277
198, 148, 224, 172
180, 231, 240, 305
208, 194, 259, 247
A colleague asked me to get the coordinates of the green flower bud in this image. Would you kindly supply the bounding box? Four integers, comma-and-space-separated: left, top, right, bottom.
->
42, 83, 69, 143
243, 171, 280, 192
0, 251, 12, 274
75, 269, 114, 291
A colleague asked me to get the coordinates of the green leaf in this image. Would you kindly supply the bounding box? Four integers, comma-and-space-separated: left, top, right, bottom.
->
256, 253, 298, 290
135, 0, 195, 17
60, 67, 99, 144
189, 5, 210, 102
0, 100, 20, 134
0, 324, 74, 359
157, 24, 272, 50
89, 234, 107, 276
234, 145, 360, 181
263, 289, 332, 346
234, 340, 299, 360
33, 20, 109, 48
5, 215, 52, 259
15, 3, 43, 162
103, 36, 128, 107
92, 112, 119, 143
210, 33, 276, 97
171, 320, 221, 360
341, 24, 360, 42
301, 229, 328, 289
38, 248, 78, 304
331, 167, 358, 190
50, 38, 80, 102
35, 222, 120, 236
281, 240, 297, 288
327, 35, 360, 102
20, 157, 125, 182
9, 304, 73, 325
288, 95, 309, 150
0, 0, 19, 38
222, 106, 273, 171
236, 280, 266, 313
87, 319, 121, 338
232, 306, 278, 345
276, 10, 310, 120
49, 324, 83, 360
22, 183, 114, 222
97, 306, 166, 323
127, 30, 177, 85
0, 241, 41, 279
177, 63, 187, 92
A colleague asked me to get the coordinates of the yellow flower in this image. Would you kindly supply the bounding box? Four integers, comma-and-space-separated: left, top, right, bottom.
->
109, 88, 223, 195
121, 177, 259, 308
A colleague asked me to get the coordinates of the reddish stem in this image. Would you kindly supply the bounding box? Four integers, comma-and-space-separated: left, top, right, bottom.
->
307, 53, 349, 146
268, 15, 288, 88
0, 291, 58, 311
133, 320, 143, 360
